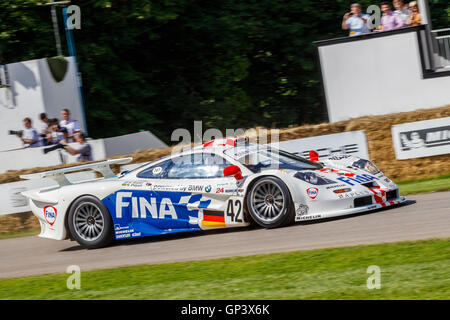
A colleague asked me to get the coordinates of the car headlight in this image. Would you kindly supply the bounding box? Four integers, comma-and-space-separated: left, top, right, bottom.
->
294, 171, 336, 185
352, 159, 380, 175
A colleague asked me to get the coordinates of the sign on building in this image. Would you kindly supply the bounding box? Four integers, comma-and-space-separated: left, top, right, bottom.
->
391, 117, 450, 160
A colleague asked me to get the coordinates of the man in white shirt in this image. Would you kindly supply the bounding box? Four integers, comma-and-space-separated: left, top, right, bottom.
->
48, 118, 67, 145
342, 3, 371, 36
18, 118, 42, 148
38, 113, 50, 145
61, 132, 93, 162
59, 108, 81, 142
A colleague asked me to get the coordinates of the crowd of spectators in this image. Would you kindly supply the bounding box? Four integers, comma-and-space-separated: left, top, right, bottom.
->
11, 108, 92, 162
342, 1, 422, 36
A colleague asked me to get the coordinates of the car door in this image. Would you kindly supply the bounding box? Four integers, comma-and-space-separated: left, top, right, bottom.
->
132, 158, 192, 232
163, 152, 240, 229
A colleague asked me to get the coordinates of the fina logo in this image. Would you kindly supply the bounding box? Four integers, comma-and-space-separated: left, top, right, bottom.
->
307, 187, 318, 199
115, 192, 178, 219
337, 173, 378, 186
44, 206, 57, 226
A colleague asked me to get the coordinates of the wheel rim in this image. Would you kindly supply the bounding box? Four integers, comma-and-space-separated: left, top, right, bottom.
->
73, 202, 104, 242
250, 180, 285, 222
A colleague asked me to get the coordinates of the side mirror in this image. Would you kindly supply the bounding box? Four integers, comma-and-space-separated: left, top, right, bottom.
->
223, 165, 243, 181
309, 150, 319, 162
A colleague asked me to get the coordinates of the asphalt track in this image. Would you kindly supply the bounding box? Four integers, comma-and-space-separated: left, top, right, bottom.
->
1, 191, 449, 279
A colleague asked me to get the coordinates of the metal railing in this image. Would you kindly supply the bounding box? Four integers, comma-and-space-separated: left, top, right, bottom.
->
431, 28, 450, 70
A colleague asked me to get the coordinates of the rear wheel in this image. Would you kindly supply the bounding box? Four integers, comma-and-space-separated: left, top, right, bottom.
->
246, 176, 295, 228
68, 196, 114, 249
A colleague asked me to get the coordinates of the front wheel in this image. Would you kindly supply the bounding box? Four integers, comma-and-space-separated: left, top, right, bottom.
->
246, 176, 295, 228
67, 196, 114, 249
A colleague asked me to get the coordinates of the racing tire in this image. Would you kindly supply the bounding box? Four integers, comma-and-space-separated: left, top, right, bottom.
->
246, 176, 295, 228
67, 196, 114, 249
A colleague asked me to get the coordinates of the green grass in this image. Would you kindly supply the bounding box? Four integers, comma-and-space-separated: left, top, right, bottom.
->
397, 174, 450, 195
0, 229, 39, 240
1, 238, 450, 300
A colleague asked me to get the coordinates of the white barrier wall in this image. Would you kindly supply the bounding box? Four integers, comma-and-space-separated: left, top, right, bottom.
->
0, 139, 106, 173
0, 57, 85, 151
276, 131, 370, 159
103, 131, 167, 157
0, 131, 167, 173
317, 27, 450, 122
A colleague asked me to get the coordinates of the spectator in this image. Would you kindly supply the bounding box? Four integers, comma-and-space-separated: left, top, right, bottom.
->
38, 113, 51, 145
47, 118, 67, 145
375, 1, 405, 31
60, 131, 93, 162
18, 118, 41, 148
38, 113, 50, 134
407, 1, 421, 26
342, 3, 370, 36
393, 0, 410, 25
59, 108, 81, 142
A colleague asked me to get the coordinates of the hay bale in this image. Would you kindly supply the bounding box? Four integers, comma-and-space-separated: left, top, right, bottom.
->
0, 212, 40, 234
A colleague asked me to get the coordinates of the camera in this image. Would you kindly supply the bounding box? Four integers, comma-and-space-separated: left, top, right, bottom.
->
43, 143, 66, 154
57, 125, 68, 134
39, 133, 49, 146
8, 130, 23, 136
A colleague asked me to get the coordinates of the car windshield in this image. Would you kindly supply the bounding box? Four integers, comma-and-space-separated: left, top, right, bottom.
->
224, 145, 322, 173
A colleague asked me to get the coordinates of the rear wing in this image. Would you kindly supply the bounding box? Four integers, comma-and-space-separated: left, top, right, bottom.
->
19, 157, 133, 187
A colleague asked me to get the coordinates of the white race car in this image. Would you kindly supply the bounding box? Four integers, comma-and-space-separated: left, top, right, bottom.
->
21, 137, 405, 248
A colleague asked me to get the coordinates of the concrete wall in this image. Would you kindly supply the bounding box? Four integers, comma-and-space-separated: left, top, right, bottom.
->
317, 28, 450, 122
103, 131, 167, 157
0, 139, 105, 173
0, 131, 167, 173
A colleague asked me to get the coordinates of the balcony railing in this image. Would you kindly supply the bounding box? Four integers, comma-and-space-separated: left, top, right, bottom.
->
431, 28, 450, 70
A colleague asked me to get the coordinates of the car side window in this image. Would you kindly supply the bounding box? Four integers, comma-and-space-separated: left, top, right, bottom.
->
137, 159, 173, 179
166, 153, 231, 179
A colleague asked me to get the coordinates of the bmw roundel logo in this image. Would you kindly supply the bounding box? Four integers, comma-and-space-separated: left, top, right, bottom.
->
205, 185, 212, 193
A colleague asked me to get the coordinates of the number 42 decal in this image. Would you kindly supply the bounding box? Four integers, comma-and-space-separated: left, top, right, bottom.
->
227, 199, 243, 223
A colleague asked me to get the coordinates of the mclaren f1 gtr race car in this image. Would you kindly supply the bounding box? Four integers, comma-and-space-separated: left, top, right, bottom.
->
21, 137, 406, 248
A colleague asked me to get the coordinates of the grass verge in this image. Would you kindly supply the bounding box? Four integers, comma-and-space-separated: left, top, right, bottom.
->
397, 174, 450, 194
0, 230, 39, 240
1, 238, 449, 300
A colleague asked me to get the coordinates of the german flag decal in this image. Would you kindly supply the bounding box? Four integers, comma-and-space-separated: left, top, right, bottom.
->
202, 210, 226, 227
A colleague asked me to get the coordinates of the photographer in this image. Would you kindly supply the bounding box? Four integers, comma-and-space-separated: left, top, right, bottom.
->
59, 108, 81, 143
60, 131, 93, 162
38, 113, 51, 146
47, 118, 68, 145
10, 118, 42, 148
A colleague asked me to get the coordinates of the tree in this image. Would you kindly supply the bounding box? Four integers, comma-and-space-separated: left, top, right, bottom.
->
1, 0, 448, 143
